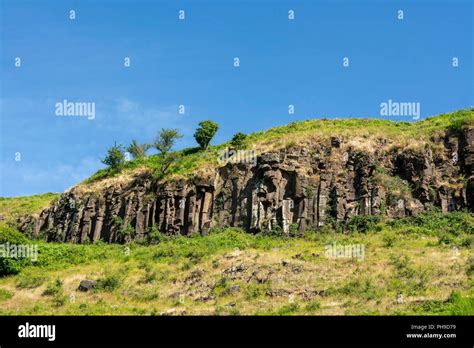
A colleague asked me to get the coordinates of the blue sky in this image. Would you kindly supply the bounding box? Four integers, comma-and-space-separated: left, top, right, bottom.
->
0, 0, 472, 197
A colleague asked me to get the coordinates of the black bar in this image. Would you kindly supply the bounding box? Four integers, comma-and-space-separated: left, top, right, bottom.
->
0, 316, 472, 346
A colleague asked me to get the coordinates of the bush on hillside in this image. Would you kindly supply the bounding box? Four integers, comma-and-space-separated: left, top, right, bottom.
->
101, 143, 126, 171
194, 120, 219, 150
0, 227, 32, 276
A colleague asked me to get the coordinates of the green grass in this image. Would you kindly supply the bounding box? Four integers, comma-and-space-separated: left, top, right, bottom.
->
0, 193, 60, 224
0, 288, 13, 301
42, 279, 64, 296
275, 303, 300, 315
409, 290, 474, 315
83, 145, 227, 184
15, 270, 48, 289
334, 277, 384, 300
0, 209, 472, 315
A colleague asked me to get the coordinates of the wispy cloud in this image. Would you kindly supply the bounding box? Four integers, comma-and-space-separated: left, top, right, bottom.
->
95, 97, 196, 146
0, 96, 199, 196
0, 157, 102, 197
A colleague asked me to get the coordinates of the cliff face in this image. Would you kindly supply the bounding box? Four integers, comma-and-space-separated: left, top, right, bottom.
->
20, 127, 474, 243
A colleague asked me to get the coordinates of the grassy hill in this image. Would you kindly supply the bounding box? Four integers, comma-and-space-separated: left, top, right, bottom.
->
0, 193, 60, 228
0, 109, 473, 315
83, 108, 474, 185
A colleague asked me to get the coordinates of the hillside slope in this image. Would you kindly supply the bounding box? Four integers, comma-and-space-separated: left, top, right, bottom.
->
1, 223, 473, 315
18, 109, 474, 243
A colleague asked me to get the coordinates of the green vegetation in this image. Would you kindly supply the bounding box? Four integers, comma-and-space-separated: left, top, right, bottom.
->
334, 277, 383, 300
468, 256, 474, 276
373, 167, 412, 205
386, 208, 474, 245
95, 272, 123, 292
0, 227, 33, 276
0, 193, 59, 225
152, 128, 184, 175
154, 128, 183, 155
346, 215, 381, 233
42, 279, 64, 296
127, 140, 150, 159
0, 110, 473, 315
0, 288, 13, 301
194, 120, 219, 150
0, 209, 472, 315
158, 152, 182, 176
230, 132, 248, 150
16, 270, 48, 289
305, 300, 321, 311
410, 290, 474, 315
101, 143, 126, 172
275, 303, 300, 315
84, 108, 473, 185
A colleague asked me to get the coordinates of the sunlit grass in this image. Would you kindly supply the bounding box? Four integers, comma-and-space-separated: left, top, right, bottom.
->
0, 210, 472, 315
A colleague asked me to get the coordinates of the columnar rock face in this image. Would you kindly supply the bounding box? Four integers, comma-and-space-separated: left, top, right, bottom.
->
20, 128, 474, 243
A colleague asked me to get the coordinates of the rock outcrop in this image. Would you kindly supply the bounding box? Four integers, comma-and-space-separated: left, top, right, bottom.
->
20, 127, 474, 243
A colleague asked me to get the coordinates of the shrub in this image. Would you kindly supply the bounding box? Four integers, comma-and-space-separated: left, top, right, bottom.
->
339, 277, 381, 300
0, 227, 32, 276
266, 224, 285, 237
127, 140, 150, 159
101, 143, 126, 171
159, 152, 182, 175
289, 223, 299, 237
152, 228, 254, 260
124, 287, 160, 302
438, 232, 456, 246
412, 209, 473, 235
460, 235, 473, 247
147, 226, 169, 244
33, 242, 117, 269
111, 217, 134, 242
386, 210, 473, 246
95, 272, 123, 292
194, 120, 219, 150
374, 167, 413, 203
154, 128, 183, 155
347, 215, 381, 233
230, 132, 247, 150
42, 279, 63, 296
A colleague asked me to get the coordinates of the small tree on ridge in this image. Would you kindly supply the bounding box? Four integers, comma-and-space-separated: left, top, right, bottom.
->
194, 120, 219, 150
